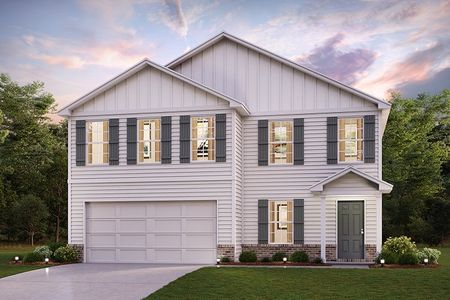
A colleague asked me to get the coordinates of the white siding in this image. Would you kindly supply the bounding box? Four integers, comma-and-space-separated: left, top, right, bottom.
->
242, 112, 380, 244
72, 65, 229, 117
172, 39, 377, 114
233, 112, 243, 257
69, 111, 233, 245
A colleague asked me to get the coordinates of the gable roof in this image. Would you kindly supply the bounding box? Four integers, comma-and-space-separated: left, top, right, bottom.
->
167, 32, 391, 109
309, 166, 393, 193
58, 58, 250, 117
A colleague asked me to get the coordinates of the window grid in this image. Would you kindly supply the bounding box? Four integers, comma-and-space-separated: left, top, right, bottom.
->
87, 121, 109, 165
338, 118, 364, 162
138, 119, 161, 163
269, 121, 293, 165
269, 200, 293, 244
192, 117, 215, 161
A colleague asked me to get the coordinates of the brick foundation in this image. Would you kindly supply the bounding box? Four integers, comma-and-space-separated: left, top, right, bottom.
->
241, 244, 321, 260
69, 244, 84, 262
327, 244, 378, 262
365, 244, 377, 262
326, 244, 337, 261
217, 245, 235, 261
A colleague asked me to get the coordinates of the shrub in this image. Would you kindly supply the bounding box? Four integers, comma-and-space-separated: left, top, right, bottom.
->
398, 251, 419, 265
33, 245, 52, 258
53, 245, 78, 263
239, 251, 257, 262
260, 257, 271, 263
220, 256, 231, 263
382, 236, 417, 255
313, 257, 323, 264
272, 252, 287, 262
377, 250, 399, 264
290, 251, 309, 263
48, 242, 66, 254
23, 252, 44, 263
417, 248, 441, 264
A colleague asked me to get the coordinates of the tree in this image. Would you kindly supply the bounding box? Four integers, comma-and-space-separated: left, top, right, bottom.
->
15, 194, 49, 246
0, 109, 8, 144
383, 90, 450, 243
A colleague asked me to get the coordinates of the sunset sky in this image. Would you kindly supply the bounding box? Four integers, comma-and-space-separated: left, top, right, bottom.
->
1, 0, 449, 111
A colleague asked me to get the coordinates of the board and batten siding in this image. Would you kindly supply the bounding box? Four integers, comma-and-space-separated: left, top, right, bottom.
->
171, 38, 377, 114
68, 108, 234, 246
242, 112, 380, 245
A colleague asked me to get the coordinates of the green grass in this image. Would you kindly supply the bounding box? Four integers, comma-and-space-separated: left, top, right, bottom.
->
0, 244, 46, 278
147, 247, 450, 300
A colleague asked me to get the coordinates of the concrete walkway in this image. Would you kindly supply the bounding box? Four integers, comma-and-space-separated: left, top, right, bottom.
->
0, 263, 202, 300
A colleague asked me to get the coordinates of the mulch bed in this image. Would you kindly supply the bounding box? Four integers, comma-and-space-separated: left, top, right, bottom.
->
220, 262, 332, 267
370, 263, 439, 269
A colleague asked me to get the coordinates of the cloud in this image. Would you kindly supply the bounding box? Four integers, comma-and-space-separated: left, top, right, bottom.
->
34, 55, 86, 69
160, 0, 188, 37
296, 33, 377, 85
397, 67, 450, 98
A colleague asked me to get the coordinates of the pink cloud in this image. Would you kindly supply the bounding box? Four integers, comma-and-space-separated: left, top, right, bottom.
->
35, 55, 86, 69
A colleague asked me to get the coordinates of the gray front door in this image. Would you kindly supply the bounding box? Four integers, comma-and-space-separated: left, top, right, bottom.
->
338, 201, 364, 259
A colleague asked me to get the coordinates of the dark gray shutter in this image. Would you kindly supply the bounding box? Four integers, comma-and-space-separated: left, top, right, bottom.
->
327, 117, 338, 164
364, 115, 375, 163
75, 120, 86, 166
294, 118, 304, 165
258, 120, 268, 166
180, 115, 190, 163
258, 199, 268, 244
127, 118, 137, 165
109, 119, 119, 165
294, 199, 305, 244
161, 116, 172, 164
215, 114, 226, 162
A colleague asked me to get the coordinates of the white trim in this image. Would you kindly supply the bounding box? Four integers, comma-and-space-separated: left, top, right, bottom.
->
67, 117, 72, 244
166, 32, 391, 109
231, 111, 237, 260
58, 59, 250, 117
320, 195, 326, 262
83, 200, 87, 263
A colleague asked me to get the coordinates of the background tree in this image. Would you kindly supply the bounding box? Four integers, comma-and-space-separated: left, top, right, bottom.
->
15, 194, 49, 246
383, 90, 450, 244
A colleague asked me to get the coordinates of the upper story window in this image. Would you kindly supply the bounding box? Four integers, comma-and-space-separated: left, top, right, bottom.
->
269, 200, 293, 244
192, 116, 215, 161
339, 118, 363, 162
138, 119, 161, 163
269, 121, 293, 164
87, 121, 109, 165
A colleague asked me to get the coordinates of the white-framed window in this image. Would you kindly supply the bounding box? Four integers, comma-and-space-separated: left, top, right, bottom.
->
192, 116, 215, 161
138, 119, 161, 163
87, 121, 109, 165
269, 200, 293, 244
338, 118, 363, 162
269, 121, 293, 164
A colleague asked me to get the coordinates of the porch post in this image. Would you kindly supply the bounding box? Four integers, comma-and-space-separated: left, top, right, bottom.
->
320, 194, 326, 263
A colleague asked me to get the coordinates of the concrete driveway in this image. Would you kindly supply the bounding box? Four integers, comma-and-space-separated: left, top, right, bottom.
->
0, 263, 203, 300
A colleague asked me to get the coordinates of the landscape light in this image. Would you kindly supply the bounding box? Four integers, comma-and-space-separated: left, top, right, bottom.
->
380, 259, 385, 267
45, 258, 49, 264
283, 257, 287, 263
424, 258, 429, 264
216, 258, 221, 264
14, 256, 19, 263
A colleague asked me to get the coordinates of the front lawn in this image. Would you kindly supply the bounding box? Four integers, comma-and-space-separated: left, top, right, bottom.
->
147, 247, 450, 299
0, 244, 47, 278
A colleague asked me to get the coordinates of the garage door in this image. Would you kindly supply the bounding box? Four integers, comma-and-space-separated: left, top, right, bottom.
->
86, 201, 216, 264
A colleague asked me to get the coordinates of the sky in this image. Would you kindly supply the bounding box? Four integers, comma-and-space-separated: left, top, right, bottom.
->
0, 0, 449, 113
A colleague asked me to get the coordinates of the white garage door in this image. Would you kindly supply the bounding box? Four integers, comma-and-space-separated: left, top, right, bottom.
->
86, 201, 216, 264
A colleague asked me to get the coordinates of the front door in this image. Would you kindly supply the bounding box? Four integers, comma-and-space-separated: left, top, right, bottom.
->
338, 201, 364, 259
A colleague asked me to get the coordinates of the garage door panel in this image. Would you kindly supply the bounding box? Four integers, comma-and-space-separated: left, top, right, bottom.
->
86, 201, 216, 264
119, 220, 146, 232
87, 220, 116, 233
118, 234, 146, 247
184, 218, 215, 232
87, 234, 116, 247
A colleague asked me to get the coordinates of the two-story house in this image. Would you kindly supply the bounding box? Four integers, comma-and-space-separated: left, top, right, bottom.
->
59, 32, 392, 264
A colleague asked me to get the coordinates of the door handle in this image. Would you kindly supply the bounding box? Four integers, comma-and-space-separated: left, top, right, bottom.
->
360, 228, 364, 235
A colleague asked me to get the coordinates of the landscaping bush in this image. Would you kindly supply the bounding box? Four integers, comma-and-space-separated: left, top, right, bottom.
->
398, 251, 419, 265
48, 242, 66, 254
272, 252, 287, 262
313, 257, 323, 264
260, 257, 271, 263
382, 236, 417, 255
417, 248, 442, 264
377, 250, 399, 264
33, 245, 52, 258
23, 252, 44, 263
239, 251, 257, 262
290, 251, 309, 263
221, 257, 231, 263
53, 245, 78, 263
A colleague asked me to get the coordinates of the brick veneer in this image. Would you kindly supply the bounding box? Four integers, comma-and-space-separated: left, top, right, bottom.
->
327, 244, 378, 262
217, 245, 235, 261
365, 244, 377, 262
70, 244, 84, 262
241, 244, 321, 260
326, 244, 337, 261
